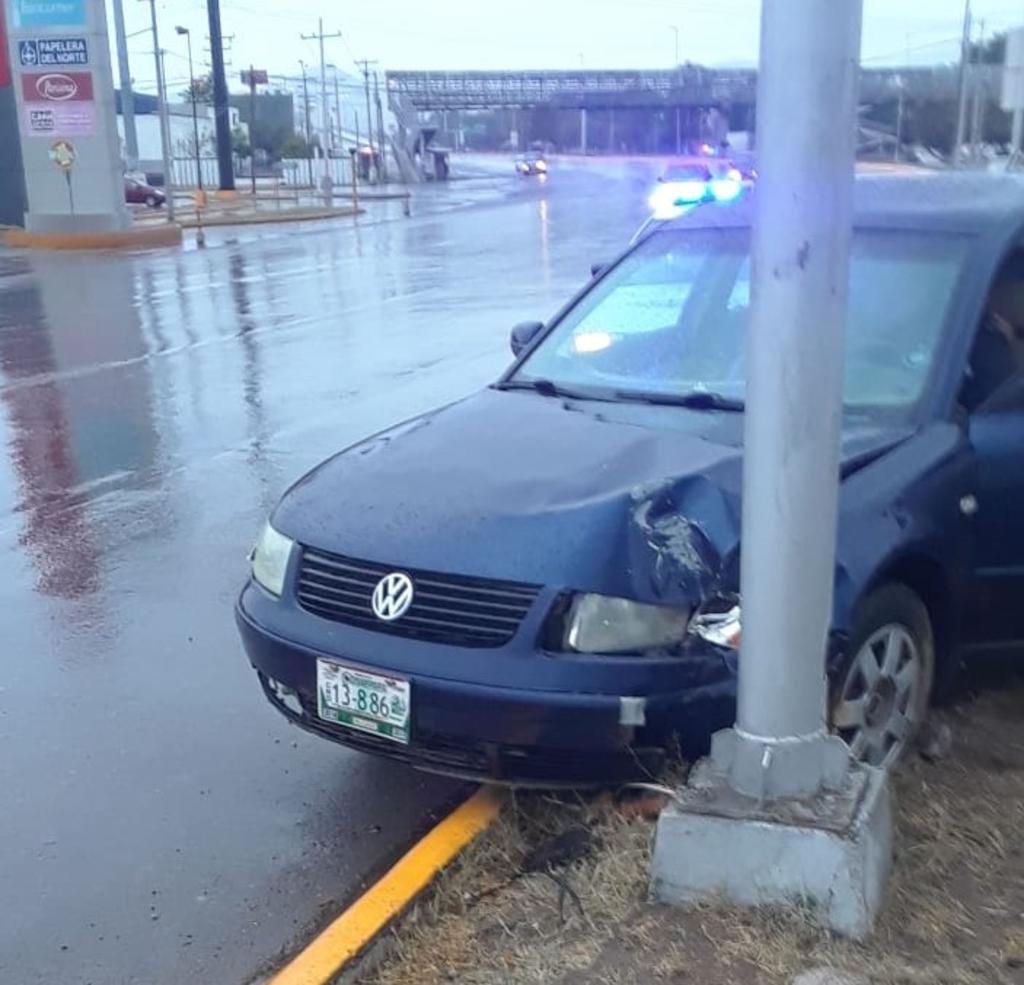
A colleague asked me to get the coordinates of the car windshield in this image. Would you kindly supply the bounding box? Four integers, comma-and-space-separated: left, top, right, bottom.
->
513, 227, 969, 416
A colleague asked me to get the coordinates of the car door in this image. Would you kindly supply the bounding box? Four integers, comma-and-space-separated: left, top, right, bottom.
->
966, 370, 1024, 645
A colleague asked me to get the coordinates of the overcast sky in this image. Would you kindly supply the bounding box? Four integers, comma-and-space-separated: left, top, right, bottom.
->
109, 0, 1024, 97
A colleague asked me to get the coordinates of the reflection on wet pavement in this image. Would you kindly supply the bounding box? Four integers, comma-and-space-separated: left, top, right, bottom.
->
0, 157, 657, 985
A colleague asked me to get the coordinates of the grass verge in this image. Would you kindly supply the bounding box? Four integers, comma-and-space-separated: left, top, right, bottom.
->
361, 671, 1024, 985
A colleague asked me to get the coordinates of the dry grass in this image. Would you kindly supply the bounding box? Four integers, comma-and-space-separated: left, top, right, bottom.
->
361, 673, 1024, 985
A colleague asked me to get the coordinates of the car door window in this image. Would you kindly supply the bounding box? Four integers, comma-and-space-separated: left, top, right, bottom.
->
962, 255, 1024, 411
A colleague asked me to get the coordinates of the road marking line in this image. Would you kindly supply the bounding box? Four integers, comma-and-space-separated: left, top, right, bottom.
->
269, 785, 502, 985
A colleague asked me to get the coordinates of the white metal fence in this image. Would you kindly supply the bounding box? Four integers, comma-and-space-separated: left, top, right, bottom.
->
169, 154, 353, 189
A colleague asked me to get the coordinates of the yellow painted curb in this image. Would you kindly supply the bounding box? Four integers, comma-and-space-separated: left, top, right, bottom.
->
4, 224, 183, 250
270, 786, 502, 985
176, 207, 362, 229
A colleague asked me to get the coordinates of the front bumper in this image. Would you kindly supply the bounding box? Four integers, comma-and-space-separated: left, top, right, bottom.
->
236, 583, 737, 785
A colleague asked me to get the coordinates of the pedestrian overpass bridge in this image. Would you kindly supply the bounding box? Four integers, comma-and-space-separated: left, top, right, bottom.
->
386, 65, 992, 113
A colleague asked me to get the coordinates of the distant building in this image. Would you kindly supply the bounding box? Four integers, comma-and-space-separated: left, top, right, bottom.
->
115, 90, 246, 184
228, 91, 294, 135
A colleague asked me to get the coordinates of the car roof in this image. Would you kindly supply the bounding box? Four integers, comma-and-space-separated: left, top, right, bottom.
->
662, 172, 1024, 236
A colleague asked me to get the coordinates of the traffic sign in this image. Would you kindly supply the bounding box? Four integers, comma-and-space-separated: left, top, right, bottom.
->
48, 138, 76, 170
241, 68, 268, 85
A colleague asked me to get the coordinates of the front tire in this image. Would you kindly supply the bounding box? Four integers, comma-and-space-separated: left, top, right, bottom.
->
830, 584, 935, 768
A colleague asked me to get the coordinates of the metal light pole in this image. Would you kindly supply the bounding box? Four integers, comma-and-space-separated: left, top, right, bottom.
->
654, 2, 892, 936
111, 0, 138, 168
176, 26, 203, 192
142, 0, 175, 220
670, 24, 680, 65
726, 0, 862, 799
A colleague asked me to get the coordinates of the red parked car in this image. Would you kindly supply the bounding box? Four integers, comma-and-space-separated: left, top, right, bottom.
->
124, 177, 165, 208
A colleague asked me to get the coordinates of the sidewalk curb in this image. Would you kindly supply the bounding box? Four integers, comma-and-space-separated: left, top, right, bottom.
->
4, 223, 183, 250
268, 786, 502, 985
175, 207, 363, 229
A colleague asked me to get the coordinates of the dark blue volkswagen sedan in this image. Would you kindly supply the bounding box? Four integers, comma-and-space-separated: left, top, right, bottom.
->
237, 174, 1024, 785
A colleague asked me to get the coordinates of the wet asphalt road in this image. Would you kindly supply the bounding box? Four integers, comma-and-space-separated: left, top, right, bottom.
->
0, 156, 662, 985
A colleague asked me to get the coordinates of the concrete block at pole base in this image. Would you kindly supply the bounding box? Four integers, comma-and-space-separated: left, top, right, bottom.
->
650, 759, 892, 939
711, 725, 851, 800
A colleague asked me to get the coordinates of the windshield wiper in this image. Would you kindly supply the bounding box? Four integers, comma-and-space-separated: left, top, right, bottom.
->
612, 388, 745, 411
494, 379, 612, 401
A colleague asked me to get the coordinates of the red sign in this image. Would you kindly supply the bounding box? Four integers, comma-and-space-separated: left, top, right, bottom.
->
0, 4, 10, 88
20, 70, 93, 102
241, 69, 268, 86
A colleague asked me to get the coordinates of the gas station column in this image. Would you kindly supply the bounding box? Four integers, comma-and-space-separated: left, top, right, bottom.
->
4, 0, 129, 232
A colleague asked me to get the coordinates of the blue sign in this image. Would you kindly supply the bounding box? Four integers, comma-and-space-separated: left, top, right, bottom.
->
10, 0, 85, 29
18, 37, 88, 67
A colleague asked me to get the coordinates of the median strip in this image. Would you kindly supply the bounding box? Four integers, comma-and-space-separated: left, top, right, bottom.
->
269, 785, 503, 985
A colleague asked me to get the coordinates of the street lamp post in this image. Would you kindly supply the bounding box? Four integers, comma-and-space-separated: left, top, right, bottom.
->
670, 25, 680, 65
176, 26, 203, 192
140, 0, 175, 220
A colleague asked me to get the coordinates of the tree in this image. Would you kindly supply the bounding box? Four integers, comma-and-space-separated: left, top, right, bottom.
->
181, 73, 213, 104
969, 31, 1006, 66
232, 124, 251, 159
281, 131, 313, 158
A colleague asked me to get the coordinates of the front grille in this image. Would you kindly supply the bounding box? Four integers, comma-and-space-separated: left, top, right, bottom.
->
296, 547, 540, 647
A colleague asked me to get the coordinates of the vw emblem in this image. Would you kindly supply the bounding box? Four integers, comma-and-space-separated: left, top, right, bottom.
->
371, 572, 414, 621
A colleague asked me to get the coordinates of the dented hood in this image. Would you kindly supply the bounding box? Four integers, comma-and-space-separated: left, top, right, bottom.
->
274, 389, 910, 605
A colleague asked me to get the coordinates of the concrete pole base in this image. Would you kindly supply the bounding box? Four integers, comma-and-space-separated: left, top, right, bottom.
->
651, 757, 892, 939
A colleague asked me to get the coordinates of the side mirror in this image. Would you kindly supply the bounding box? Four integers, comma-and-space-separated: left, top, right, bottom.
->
510, 320, 544, 357
591, 262, 608, 278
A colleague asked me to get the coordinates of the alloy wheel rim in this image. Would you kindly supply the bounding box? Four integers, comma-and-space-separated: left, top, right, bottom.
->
834, 623, 922, 768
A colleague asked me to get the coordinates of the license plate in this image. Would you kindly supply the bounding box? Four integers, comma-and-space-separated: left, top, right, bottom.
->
316, 660, 411, 744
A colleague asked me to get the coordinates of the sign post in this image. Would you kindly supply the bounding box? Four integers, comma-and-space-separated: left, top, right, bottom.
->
48, 135, 74, 210
4, 0, 129, 232
241, 66, 266, 197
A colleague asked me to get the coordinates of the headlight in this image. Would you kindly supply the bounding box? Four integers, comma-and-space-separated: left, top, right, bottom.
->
250, 522, 295, 596
689, 602, 742, 649
563, 593, 689, 654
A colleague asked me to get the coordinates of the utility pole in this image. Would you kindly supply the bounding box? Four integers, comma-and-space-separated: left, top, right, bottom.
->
356, 59, 378, 180
654, 0, 891, 938
142, 0, 175, 220
206, 0, 235, 190
111, 0, 138, 168
953, 0, 972, 167
969, 18, 986, 164
373, 71, 388, 182
301, 18, 342, 184
299, 60, 313, 187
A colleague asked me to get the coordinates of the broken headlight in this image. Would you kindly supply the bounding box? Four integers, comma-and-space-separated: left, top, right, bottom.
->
689, 598, 742, 649
561, 593, 690, 654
